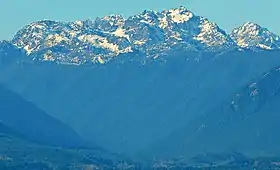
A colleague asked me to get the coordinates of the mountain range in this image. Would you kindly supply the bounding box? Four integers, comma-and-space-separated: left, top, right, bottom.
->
8, 6, 280, 65
1, 5, 280, 169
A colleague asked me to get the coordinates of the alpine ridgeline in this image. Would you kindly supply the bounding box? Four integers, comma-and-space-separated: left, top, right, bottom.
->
10, 6, 280, 65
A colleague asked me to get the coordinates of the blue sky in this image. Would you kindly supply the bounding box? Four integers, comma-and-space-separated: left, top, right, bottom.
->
1, 0, 279, 40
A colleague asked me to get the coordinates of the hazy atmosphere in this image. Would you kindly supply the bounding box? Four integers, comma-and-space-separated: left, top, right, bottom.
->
1, 0, 280, 169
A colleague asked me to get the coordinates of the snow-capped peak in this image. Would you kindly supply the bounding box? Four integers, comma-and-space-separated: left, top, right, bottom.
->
230, 22, 280, 50
99, 14, 125, 26
9, 6, 280, 65
11, 6, 238, 64
165, 6, 194, 23
194, 18, 235, 50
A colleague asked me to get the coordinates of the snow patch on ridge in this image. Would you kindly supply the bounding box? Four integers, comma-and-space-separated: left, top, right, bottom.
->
112, 28, 130, 41
23, 45, 34, 55
168, 8, 193, 23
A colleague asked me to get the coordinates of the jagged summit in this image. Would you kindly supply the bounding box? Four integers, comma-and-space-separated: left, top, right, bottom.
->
163, 6, 194, 24
5, 6, 280, 65
231, 22, 280, 50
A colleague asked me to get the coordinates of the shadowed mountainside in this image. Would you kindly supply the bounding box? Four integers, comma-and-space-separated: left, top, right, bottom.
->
141, 65, 280, 159
0, 83, 89, 148
1, 48, 280, 157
